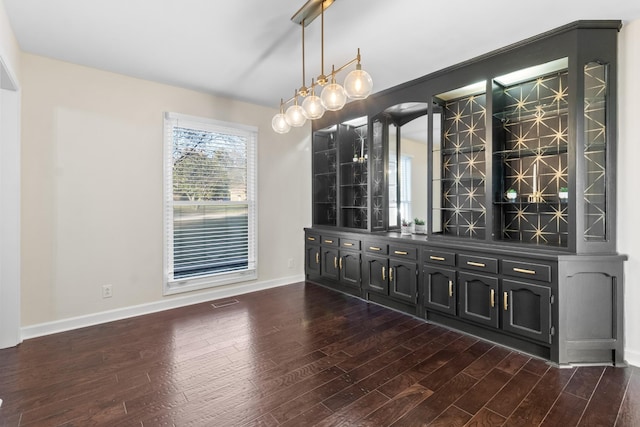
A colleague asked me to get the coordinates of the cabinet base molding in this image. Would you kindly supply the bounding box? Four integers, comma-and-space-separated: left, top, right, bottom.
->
426, 310, 552, 362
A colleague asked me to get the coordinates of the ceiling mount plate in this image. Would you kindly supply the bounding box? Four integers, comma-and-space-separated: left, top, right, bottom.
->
291, 0, 335, 26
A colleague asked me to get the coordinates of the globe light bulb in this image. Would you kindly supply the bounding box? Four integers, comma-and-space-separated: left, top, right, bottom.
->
302, 94, 325, 119
272, 113, 291, 134
321, 82, 346, 111
285, 104, 307, 127
344, 67, 373, 100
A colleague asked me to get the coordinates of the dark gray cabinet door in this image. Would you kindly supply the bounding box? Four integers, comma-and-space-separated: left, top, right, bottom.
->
423, 266, 456, 316
340, 251, 361, 289
501, 279, 552, 343
364, 255, 388, 295
389, 260, 418, 303
459, 271, 499, 328
305, 244, 320, 275
321, 247, 339, 280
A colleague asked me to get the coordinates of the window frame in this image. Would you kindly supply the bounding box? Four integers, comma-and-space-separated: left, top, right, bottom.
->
163, 112, 258, 295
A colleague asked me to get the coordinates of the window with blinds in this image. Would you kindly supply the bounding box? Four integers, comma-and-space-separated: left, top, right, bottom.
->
163, 112, 257, 295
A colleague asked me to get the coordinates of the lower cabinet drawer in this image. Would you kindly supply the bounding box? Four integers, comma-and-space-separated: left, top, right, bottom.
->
424, 249, 455, 266
340, 238, 361, 250
365, 242, 388, 255
389, 245, 418, 260
305, 232, 320, 244
502, 259, 552, 283
459, 254, 498, 273
321, 236, 339, 247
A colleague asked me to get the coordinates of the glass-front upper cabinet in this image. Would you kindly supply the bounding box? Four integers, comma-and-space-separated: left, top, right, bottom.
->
312, 116, 369, 230
431, 82, 488, 240
312, 125, 338, 227
492, 58, 570, 247
338, 116, 369, 229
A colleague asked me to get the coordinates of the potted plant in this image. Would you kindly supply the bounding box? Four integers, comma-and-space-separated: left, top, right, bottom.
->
401, 219, 412, 235
558, 186, 569, 201
506, 188, 518, 201
414, 218, 426, 234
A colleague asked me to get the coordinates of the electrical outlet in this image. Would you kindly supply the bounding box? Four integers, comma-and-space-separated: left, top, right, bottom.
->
288, 258, 295, 269
102, 284, 113, 298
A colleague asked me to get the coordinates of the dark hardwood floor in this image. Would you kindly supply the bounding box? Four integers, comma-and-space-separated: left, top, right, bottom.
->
0, 282, 638, 426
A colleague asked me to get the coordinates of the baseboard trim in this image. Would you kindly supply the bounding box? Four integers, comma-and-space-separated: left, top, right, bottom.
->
21, 275, 304, 341
625, 347, 640, 368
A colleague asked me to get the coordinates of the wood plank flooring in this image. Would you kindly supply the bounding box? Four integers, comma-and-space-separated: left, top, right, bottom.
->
0, 281, 638, 426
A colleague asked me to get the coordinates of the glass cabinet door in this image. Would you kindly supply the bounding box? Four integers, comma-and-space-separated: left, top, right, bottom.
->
583, 62, 608, 242
432, 82, 488, 240
338, 117, 368, 229
370, 118, 385, 231
492, 58, 569, 247
312, 126, 337, 226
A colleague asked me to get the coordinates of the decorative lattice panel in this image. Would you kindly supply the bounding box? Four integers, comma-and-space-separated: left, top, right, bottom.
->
583, 62, 607, 241
499, 71, 569, 246
440, 93, 487, 239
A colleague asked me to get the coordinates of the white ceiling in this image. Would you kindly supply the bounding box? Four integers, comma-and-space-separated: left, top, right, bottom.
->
5, 1, 640, 110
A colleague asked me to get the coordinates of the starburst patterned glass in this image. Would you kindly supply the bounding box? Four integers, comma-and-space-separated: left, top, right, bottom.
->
583, 62, 608, 241
497, 70, 569, 246
436, 92, 487, 239
312, 128, 337, 226
339, 119, 369, 229
371, 120, 385, 230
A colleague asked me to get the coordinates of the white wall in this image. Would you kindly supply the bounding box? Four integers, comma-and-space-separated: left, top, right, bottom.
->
619, 19, 640, 367
0, 0, 21, 348
20, 54, 311, 327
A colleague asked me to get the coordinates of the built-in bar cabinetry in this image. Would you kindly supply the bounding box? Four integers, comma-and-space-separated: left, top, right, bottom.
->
304, 21, 626, 366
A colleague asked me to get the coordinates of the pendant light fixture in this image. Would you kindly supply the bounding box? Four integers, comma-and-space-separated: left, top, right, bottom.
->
272, 99, 291, 134
271, 0, 373, 134
302, 78, 325, 119
285, 90, 307, 127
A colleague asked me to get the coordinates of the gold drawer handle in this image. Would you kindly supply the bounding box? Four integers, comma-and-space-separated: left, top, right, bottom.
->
490, 289, 495, 308
343, 242, 353, 247
513, 267, 536, 275
504, 292, 509, 311
307, 236, 316, 241
394, 251, 408, 256
324, 239, 334, 244
467, 261, 486, 268
448, 280, 453, 297
369, 246, 382, 251
339, 257, 343, 270
315, 252, 319, 264
430, 256, 445, 261
382, 266, 386, 281
390, 267, 394, 282
334, 256, 337, 269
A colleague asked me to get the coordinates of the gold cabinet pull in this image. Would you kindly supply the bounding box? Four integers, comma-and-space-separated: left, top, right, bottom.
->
513, 267, 536, 275
334, 256, 337, 269
394, 250, 408, 256
307, 236, 316, 241
324, 239, 334, 244
490, 289, 495, 308
504, 292, 509, 311
448, 280, 453, 297
315, 252, 319, 264
390, 267, 394, 282
467, 261, 486, 268
430, 256, 445, 261
382, 266, 386, 281
339, 257, 343, 270
343, 242, 353, 247
369, 246, 382, 251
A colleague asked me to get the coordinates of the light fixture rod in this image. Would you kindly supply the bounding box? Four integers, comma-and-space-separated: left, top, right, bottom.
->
301, 20, 306, 90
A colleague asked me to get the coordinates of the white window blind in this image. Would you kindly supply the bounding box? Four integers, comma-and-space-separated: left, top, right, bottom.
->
163, 112, 257, 295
